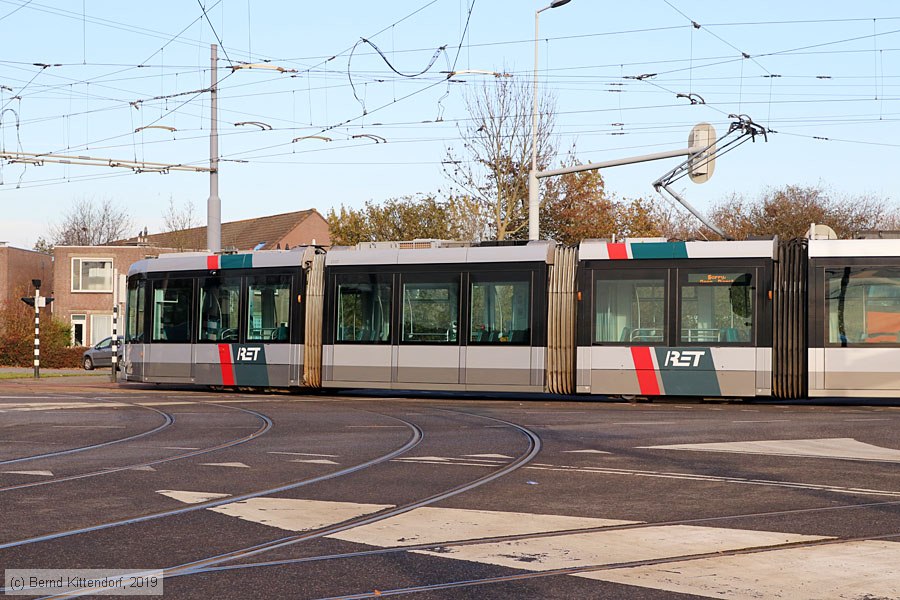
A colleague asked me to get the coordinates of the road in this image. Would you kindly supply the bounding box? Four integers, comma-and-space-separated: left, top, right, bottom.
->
0, 379, 898, 599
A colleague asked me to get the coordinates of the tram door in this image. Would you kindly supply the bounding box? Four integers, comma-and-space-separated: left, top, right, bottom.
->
463, 271, 538, 390
329, 273, 393, 386
394, 273, 462, 386
820, 263, 900, 393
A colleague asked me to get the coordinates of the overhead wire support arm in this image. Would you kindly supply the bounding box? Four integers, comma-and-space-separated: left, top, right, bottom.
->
653, 114, 769, 240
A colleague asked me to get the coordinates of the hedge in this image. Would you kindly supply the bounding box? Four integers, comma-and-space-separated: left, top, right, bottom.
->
0, 301, 85, 369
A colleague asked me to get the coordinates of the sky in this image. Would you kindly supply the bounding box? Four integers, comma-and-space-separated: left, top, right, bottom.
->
1, 0, 899, 248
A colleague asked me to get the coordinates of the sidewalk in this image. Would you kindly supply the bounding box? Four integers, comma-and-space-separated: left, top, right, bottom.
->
0, 366, 119, 389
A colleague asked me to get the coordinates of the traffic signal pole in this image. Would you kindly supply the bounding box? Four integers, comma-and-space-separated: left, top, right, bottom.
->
32, 281, 40, 379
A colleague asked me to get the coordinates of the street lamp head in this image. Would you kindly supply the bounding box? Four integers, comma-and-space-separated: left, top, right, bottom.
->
550, 0, 572, 7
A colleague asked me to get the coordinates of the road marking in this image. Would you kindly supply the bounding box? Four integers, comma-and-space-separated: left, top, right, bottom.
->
163, 447, 200, 450
290, 459, 339, 465
199, 462, 250, 468
126, 466, 156, 472
463, 454, 512, 459
522, 465, 900, 498
52, 425, 126, 428
0, 402, 131, 411
2, 470, 53, 476
330, 507, 636, 547
209, 498, 393, 531
346, 426, 407, 428
612, 422, 678, 425
586, 540, 900, 600
563, 450, 611, 454
732, 420, 790, 423
641, 438, 900, 463
413, 525, 827, 572
157, 490, 230, 504
845, 418, 890, 422
157, 492, 897, 598
268, 451, 339, 457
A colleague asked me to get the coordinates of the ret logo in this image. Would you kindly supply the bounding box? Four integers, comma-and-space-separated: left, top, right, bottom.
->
664, 349, 706, 368
236, 347, 261, 362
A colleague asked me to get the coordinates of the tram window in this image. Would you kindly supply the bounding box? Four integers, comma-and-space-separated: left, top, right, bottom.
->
125, 279, 146, 343
335, 275, 392, 343
401, 277, 459, 344
679, 272, 753, 344
248, 275, 292, 342
470, 275, 530, 344
827, 267, 900, 346
594, 277, 665, 344
150, 279, 193, 343
199, 277, 241, 342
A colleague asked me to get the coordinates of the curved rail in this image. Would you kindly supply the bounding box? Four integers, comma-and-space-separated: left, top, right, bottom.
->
0, 400, 174, 466
0, 402, 270, 493
0, 408, 422, 553
153, 408, 541, 581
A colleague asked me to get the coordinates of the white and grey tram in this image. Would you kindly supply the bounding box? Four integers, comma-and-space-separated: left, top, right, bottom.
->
122, 235, 900, 399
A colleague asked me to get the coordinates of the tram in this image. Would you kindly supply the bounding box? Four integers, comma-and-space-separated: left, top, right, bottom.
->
121, 234, 900, 399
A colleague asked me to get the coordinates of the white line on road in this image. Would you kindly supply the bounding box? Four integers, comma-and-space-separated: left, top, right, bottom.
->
268, 451, 340, 457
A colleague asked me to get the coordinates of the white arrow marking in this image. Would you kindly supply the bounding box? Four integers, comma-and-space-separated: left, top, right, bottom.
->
156, 490, 230, 504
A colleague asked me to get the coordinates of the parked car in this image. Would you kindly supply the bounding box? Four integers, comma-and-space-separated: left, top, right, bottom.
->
82, 337, 123, 370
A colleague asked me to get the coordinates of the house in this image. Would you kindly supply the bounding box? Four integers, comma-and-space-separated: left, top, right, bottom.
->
0, 242, 53, 307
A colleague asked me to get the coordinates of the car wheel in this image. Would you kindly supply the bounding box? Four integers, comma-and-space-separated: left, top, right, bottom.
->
83, 356, 94, 371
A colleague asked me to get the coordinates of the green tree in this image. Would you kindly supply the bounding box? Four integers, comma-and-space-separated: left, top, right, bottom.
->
540, 152, 615, 245
326, 195, 471, 246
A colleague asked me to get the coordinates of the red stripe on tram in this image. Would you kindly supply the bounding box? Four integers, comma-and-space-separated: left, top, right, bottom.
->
207, 255, 218, 270
218, 344, 235, 386
607, 243, 628, 260
630, 346, 660, 396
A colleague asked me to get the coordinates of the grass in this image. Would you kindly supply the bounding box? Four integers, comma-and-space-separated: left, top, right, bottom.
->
0, 371, 106, 379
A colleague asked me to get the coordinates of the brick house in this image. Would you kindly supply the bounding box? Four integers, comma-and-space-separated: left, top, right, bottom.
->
51, 245, 179, 347
0, 243, 53, 306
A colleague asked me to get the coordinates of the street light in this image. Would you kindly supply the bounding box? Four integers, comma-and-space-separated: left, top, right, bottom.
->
529, 0, 572, 240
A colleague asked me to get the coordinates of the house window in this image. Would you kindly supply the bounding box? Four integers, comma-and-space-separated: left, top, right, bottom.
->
91, 314, 112, 346
72, 258, 114, 292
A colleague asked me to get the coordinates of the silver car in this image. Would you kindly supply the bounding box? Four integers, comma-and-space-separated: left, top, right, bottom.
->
82, 337, 123, 370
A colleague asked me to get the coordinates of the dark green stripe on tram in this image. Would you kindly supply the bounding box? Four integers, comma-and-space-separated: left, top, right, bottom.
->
630, 242, 688, 260
221, 254, 253, 269
653, 347, 721, 396
232, 345, 269, 387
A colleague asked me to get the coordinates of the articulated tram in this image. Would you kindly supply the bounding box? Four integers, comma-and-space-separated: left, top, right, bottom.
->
122, 235, 900, 399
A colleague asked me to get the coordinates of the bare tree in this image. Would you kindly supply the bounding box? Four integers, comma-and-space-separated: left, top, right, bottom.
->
162, 196, 199, 232
443, 75, 556, 240
49, 197, 133, 246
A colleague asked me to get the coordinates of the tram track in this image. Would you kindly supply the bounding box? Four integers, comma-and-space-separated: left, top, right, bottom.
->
0, 406, 423, 553
304, 529, 900, 599
0, 399, 174, 466
30, 407, 540, 599
0, 402, 271, 493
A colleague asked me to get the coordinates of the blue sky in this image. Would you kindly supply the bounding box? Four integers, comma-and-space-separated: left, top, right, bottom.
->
1, 0, 899, 248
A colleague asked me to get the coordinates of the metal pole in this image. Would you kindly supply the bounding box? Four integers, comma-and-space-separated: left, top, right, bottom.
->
33, 287, 39, 379
528, 8, 541, 241
110, 269, 118, 383
207, 43, 221, 253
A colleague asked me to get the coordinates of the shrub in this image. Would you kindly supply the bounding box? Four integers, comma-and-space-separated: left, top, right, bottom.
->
0, 300, 78, 368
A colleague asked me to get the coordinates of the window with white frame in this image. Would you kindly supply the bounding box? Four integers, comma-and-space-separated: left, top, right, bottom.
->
91, 314, 113, 345
72, 258, 114, 292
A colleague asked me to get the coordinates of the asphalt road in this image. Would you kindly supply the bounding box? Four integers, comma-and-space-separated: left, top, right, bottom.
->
0, 380, 898, 599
